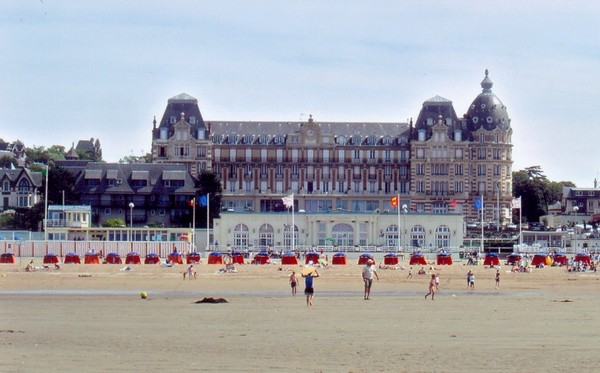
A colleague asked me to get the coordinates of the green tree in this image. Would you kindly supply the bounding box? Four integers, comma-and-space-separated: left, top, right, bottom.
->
512, 166, 575, 223
0, 154, 17, 169
48, 166, 79, 205
102, 218, 126, 227
193, 171, 222, 228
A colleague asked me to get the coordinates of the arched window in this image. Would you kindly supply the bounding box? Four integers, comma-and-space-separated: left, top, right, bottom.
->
18, 179, 30, 192
385, 224, 399, 248
233, 224, 249, 248
283, 224, 298, 247
258, 224, 274, 248
435, 225, 450, 248
410, 225, 425, 248
332, 223, 354, 247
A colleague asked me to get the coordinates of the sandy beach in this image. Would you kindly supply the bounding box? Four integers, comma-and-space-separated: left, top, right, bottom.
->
1, 258, 600, 373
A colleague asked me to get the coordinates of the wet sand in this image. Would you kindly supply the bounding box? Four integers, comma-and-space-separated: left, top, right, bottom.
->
1, 259, 599, 372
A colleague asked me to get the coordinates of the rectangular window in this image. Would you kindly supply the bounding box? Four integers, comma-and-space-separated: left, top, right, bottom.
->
455, 164, 463, 175
478, 164, 486, 176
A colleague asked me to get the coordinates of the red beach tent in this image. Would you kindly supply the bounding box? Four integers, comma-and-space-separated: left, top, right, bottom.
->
409, 252, 427, 265
252, 251, 271, 265
331, 252, 347, 265
358, 253, 374, 265
167, 252, 183, 265
125, 252, 141, 265
231, 251, 244, 265
43, 253, 59, 264
552, 253, 568, 266
144, 253, 160, 264
64, 253, 81, 264
506, 253, 522, 266
436, 253, 453, 265
0, 253, 16, 264
305, 252, 320, 265
186, 252, 202, 264
574, 252, 591, 266
207, 252, 223, 265
84, 253, 100, 264
531, 253, 550, 267
281, 252, 299, 265
483, 253, 499, 266
384, 253, 399, 265
106, 252, 122, 264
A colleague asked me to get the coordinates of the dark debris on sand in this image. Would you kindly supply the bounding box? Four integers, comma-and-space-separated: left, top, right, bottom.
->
195, 297, 228, 304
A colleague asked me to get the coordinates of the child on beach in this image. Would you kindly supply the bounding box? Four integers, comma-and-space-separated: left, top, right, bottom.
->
289, 271, 298, 296
425, 274, 436, 300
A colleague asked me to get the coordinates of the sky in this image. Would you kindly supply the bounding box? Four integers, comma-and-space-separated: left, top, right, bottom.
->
1, 1, 599, 187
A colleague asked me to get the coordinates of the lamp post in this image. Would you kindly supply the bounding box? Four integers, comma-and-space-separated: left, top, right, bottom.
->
401, 204, 408, 249
128, 202, 134, 241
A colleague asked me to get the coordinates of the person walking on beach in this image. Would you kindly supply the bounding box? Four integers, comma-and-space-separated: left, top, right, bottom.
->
362, 259, 379, 300
434, 273, 440, 292
468, 270, 475, 289
406, 267, 413, 279
495, 269, 500, 289
289, 271, 298, 296
425, 274, 436, 300
302, 269, 319, 307
466, 269, 472, 288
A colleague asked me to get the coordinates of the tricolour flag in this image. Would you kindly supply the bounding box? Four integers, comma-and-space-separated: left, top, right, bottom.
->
474, 196, 483, 210
511, 196, 522, 209
390, 196, 399, 207
282, 194, 294, 209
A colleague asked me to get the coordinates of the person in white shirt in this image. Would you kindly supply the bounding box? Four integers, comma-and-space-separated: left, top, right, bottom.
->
362, 259, 379, 300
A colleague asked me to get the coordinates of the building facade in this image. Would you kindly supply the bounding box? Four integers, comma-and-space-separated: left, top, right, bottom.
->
74, 163, 197, 227
0, 168, 42, 211
149, 70, 513, 248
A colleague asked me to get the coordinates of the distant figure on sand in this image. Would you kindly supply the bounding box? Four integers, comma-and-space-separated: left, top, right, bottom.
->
495, 269, 500, 289
406, 267, 413, 279
289, 271, 298, 296
362, 259, 379, 300
468, 270, 475, 289
434, 273, 440, 291
302, 269, 319, 307
425, 274, 436, 300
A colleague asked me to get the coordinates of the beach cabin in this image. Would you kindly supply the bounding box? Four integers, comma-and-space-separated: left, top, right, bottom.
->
167, 251, 183, 265
331, 252, 347, 265
84, 252, 100, 264
252, 251, 271, 265
207, 252, 223, 265
186, 252, 202, 264
105, 252, 122, 264
281, 252, 299, 265
483, 253, 499, 266
144, 253, 160, 264
384, 253, 399, 265
43, 253, 59, 264
531, 253, 551, 267
125, 252, 141, 265
0, 253, 16, 264
506, 253, 522, 266
358, 253, 374, 265
305, 252, 320, 265
574, 252, 591, 266
409, 252, 427, 265
231, 251, 245, 265
64, 253, 81, 264
436, 253, 453, 265
552, 253, 568, 266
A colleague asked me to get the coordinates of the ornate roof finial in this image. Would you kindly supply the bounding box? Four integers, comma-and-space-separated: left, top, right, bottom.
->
485, 68, 489, 77
180, 112, 185, 121
481, 69, 493, 93
308, 114, 314, 123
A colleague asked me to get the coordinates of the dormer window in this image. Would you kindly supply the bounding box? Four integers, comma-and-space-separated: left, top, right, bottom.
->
170, 116, 177, 124
189, 116, 196, 124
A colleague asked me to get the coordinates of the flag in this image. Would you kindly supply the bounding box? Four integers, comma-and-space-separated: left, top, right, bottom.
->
448, 200, 457, 207
511, 196, 522, 209
282, 194, 294, 209
188, 198, 195, 207
199, 194, 208, 207
474, 196, 483, 210
390, 196, 399, 207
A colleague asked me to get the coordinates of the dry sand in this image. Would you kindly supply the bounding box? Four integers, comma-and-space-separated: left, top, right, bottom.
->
1, 258, 600, 373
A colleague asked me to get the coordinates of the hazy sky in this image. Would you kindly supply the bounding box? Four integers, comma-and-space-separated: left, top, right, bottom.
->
2, 1, 599, 187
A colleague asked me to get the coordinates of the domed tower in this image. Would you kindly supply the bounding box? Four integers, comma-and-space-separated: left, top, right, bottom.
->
465, 70, 513, 225
465, 69, 511, 135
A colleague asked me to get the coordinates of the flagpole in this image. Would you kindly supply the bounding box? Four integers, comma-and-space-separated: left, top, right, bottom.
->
206, 193, 210, 251
519, 197, 522, 251
396, 194, 400, 252
291, 193, 295, 253
192, 197, 196, 253
44, 164, 49, 241
480, 195, 484, 255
